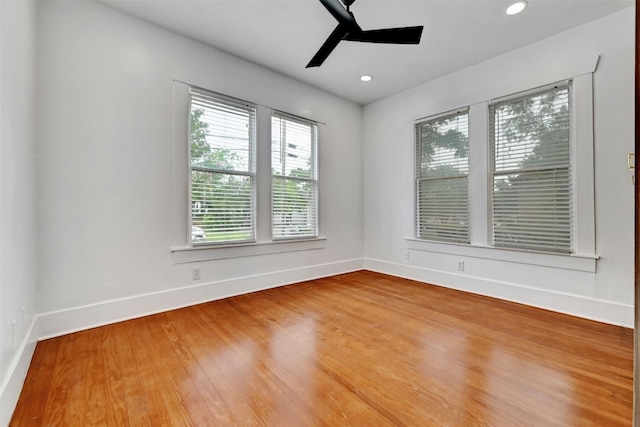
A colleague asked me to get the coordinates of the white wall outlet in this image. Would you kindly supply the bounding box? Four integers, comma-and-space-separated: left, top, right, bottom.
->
457, 261, 465, 271
11, 319, 17, 346
403, 250, 410, 261
192, 267, 201, 281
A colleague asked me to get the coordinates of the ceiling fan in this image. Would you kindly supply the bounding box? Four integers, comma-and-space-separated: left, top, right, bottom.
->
306, 0, 424, 68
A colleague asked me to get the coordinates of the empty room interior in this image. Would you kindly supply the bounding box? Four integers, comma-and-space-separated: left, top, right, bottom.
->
0, 0, 637, 425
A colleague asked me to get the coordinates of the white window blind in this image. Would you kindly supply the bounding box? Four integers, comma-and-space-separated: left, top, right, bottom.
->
271, 113, 318, 239
490, 84, 571, 253
189, 89, 256, 244
415, 110, 469, 243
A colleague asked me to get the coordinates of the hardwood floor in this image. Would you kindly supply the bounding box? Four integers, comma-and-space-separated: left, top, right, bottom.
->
10, 271, 632, 426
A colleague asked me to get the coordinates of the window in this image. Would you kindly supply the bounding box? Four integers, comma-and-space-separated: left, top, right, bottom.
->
189, 89, 256, 244
490, 84, 571, 253
409, 61, 597, 268
272, 113, 318, 239
415, 110, 469, 243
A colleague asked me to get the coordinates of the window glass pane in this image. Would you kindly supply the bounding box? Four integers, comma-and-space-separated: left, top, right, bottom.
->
417, 113, 469, 178
493, 88, 570, 172
191, 95, 253, 172
191, 171, 254, 242
272, 116, 314, 179
417, 176, 469, 242
272, 177, 317, 238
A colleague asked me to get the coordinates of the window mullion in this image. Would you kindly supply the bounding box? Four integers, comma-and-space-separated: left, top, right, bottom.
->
255, 104, 272, 242
468, 102, 489, 246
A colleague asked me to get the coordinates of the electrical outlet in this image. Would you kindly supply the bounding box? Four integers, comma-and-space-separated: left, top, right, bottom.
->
11, 319, 17, 346
192, 267, 201, 281
457, 261, 465, 272
403, 250, 410, 261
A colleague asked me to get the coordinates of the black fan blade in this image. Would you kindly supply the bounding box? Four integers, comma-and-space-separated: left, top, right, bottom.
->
319, 0, 357, 27
344, 26, 423, 44
306, 24, 350, 68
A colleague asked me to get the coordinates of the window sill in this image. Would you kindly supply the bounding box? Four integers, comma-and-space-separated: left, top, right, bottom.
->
405, 238, 598, 273
172, 237, 327, 264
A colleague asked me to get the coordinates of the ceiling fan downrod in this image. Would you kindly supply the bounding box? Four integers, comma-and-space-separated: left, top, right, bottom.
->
341, 0, 356, 11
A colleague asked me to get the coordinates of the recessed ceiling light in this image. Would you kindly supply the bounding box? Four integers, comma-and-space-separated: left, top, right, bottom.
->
506, 0, 528, 15
360, 75, 373, 82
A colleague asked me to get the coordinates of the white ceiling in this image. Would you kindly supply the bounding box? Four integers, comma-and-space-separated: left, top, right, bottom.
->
99, 0, 633, 105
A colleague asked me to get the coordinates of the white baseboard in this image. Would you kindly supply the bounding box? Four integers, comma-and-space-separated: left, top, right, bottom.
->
38, 259, 365, 340
0, 317, 38, 427
37, 256, 633, 340
364, 258, 634, 328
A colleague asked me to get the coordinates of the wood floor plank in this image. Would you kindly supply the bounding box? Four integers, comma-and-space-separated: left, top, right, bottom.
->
10, 271, 633, 426
93, 321, 152, 426
39, 329, 92, 426
9, 338, 62, 425
161, 306, 259, 425
120, 317, 179, 426
125, 314, 205, 426
83, 327, 118, 426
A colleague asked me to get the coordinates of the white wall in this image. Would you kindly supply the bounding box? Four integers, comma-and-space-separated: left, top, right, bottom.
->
0, 0, 39, 425
35, 0, 363, 337
363, 8, 635, 327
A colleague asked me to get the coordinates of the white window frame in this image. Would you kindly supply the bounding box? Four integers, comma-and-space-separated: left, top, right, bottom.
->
488, 82, 572, 254
170, 82, 326, 261
414, 108, 470, 244
188, 88, 257, 246
271, 111, 319, 241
